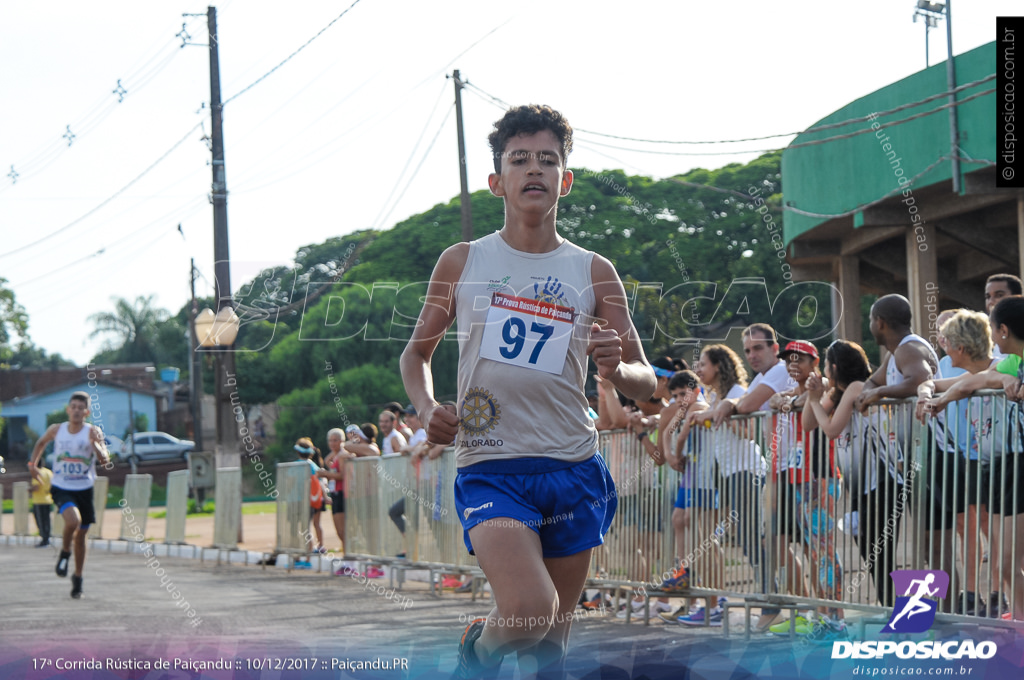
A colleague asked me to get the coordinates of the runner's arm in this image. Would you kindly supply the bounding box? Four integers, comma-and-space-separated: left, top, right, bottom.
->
28, 424, 60, 468
588, 255, 655, 403
401, 243, 468, 445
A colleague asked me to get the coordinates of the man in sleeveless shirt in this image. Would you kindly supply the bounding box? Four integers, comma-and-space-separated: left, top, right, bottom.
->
855, 294, 941, 608
28, 391, 110, 599
401, 105, 655, 679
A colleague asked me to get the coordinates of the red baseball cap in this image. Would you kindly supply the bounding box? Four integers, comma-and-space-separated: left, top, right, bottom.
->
778, 340, 819, 360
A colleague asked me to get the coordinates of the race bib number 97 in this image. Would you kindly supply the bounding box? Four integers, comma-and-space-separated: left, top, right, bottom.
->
479, 292, 574, 375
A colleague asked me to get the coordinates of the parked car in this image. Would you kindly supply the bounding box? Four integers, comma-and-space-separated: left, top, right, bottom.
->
45, 434, 125, 467
122, 432, 194, 465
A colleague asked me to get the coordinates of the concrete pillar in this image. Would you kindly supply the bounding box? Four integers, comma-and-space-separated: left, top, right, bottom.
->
276, 461, 312, 552
120, 474, 153, 540
13, 481, 30, 536
87, 476, 109, 539
836, 255, 862, 343
906, 224, 940, 344
212, 467, 242, 549
164, 470, 189, 544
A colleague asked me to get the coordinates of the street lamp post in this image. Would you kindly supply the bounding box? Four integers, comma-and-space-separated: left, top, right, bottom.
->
913, 0, 945, 69
193, 306, 240, 470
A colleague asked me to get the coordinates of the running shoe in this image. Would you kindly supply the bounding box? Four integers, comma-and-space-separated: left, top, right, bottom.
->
71, 575, 83, 599
678, 600, 725, 627
452, 618, 501, 680
315, 546, 328, 554
652, 600, 674, 614
659, 605, 692, 623
56, 551, 70, 577
366, 566, 386, 579
616, 598, 646, 619
804, 616, 848, 644
657, 566, 690, 592
442, 576, 463, 589
294, 560, 312, 569
769, 614, 812, 635
754, 610, 784, 633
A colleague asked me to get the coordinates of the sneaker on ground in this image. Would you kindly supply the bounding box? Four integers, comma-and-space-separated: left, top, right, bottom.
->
71, 575, 83, 599
678, 606, 723, 627
659, 605, 692, 623
56, 551, 70, 578
615, 599, 646, 619
652, 601, 675, 614
366, 566, 386, 579
753, 610, 784, 633
441, 576, 463, 589
294, 560, 312, 569
452, 618, 501, 680
657, 566, 690, 592
804, 616, 848, 643
769, 615, 812, 635
1001, 611, 1014, 621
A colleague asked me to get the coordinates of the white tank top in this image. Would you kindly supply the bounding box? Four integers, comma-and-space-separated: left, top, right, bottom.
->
886, 333, 939, 386
52, 422, 97, 491
454, 232, 598, 467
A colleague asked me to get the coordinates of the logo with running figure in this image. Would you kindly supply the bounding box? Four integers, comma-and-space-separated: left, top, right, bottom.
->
461, 387, 501, 436
881, 570, 950, 633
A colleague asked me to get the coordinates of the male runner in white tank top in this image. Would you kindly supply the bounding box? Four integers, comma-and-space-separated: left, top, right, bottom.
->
29, 391, 110, 599
401, 105, 655, 679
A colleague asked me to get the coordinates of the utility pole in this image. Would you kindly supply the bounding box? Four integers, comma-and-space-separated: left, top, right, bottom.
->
944, 0, 961, 193
453, 70, 473, 242
207, 6, 239, 471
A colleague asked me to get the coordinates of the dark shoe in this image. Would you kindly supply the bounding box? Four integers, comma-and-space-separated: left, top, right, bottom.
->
986, 592, 1009, 619
956, 592, 978, 617
71, 575, 83, 599
36, 541, 50, 548
452, 618, 501, 679
56, 551, 71, 577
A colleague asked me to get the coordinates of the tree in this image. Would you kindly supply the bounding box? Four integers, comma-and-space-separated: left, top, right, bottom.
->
88, 295, 169, 364
0, 276, 29, 363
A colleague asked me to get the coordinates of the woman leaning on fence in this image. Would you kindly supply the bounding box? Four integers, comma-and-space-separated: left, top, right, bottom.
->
918, 297, 1024, 620
804, 340, 902, 614
915, 309, 1003, 617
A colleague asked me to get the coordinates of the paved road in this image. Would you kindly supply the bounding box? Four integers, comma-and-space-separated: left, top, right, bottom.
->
1, 543, 1020, 679
0, 542, 809, 679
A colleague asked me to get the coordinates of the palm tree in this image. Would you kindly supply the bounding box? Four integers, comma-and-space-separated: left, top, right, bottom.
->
89, 295, 169, 364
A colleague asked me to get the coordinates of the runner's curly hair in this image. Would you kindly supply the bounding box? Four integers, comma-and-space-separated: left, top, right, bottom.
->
488, 104, 573, 173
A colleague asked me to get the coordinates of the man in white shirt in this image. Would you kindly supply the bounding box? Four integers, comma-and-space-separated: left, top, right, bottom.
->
378, 410, 407, 456
400, 405, 428, 452
710, 323, 792, 425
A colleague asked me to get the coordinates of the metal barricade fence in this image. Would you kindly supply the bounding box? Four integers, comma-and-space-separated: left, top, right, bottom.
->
335, 396, 1022, 621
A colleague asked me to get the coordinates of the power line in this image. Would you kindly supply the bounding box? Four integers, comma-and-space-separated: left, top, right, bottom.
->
223, 0, 365, 107
374, 103, 455, 231
371, 81, 451, 231
11, 195, 208, 291
2, 16, 202, 192
0, 121, 206, 260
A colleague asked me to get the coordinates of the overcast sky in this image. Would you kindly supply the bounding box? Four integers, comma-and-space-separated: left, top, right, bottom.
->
0, 0, 1015, 366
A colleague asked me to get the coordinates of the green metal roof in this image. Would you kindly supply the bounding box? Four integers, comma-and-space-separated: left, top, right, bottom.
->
782, 42, 997, 245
